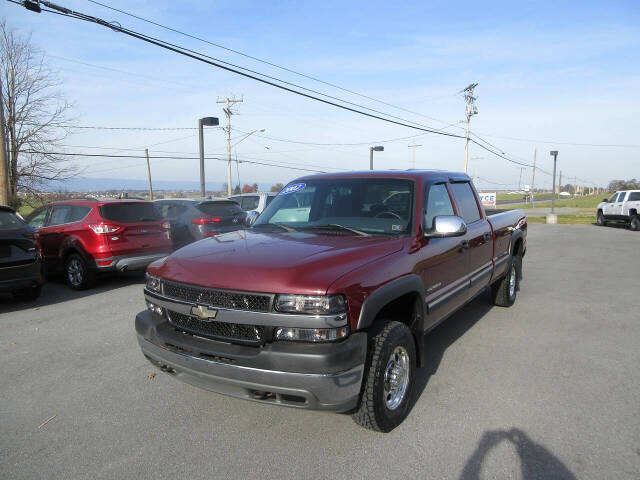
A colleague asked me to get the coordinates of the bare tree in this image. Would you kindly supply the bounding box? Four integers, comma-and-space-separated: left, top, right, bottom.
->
1, 19, 75, 205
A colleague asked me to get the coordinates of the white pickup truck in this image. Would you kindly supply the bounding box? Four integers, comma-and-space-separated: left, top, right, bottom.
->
597, 190, 640, 231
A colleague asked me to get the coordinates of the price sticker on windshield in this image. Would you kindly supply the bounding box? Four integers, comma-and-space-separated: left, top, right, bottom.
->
281, 183, 306, 195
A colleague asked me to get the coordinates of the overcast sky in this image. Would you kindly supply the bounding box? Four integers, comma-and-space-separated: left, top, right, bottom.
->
3, 0, 639, 190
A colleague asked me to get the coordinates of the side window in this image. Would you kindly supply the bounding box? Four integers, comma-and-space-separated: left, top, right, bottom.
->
628, 192, 640, 201
69, 206, 91, 223
265, 195, 276, 207
424, 184, 454, 229
241, 196, 259, 210
27, 207, 49, 228
617, 192, 626, 203
48, 205, 73, 226
609, 193, 618, 203
450, 182, 481, 224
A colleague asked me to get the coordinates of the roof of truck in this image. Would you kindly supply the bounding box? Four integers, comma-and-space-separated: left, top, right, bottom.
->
294, 169, 471, 182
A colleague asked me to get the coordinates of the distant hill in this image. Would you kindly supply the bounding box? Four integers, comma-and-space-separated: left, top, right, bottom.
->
44, 178, 274, 192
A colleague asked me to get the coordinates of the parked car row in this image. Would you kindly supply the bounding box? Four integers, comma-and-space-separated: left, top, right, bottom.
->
1, 192, 274, 297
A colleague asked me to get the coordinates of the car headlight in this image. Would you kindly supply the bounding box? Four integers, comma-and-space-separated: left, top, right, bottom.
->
274, 294, 346, 315
274, 326, 349, 342
145, 273, 162, 293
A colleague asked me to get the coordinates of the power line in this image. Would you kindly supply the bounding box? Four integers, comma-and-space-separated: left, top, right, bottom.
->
84, 0, 457, 128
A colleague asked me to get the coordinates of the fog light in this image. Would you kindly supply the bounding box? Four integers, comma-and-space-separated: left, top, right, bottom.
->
146, 300, 163, 316
274, 325, 349, 342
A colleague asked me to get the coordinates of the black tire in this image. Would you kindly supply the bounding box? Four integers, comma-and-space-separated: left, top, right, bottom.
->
65, 253, 96, 290
491, 256, 518, 307
597, 211, 606, 226
630, 215, 640, 231
12, 285, 42, 301
352, 321, 416, 433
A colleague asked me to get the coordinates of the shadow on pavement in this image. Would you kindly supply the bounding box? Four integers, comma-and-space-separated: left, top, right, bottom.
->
410, 290, 494, 408
0, 272, 145, 314
460, 428, 577, 480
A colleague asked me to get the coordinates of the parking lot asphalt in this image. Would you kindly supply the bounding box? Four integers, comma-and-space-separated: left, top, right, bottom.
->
1, 224, 639, 480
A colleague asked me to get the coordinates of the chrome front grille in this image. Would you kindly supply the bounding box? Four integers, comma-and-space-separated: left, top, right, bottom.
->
161, 279, 272, 312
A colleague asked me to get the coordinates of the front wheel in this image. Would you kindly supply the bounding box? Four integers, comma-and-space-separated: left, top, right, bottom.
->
352, 321, 416, 432
597, 211, 606, 226
630, 215, 640, 231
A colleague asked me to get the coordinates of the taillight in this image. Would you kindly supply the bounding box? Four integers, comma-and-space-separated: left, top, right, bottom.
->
192, 217, 221, 225
88, 224, 120, 234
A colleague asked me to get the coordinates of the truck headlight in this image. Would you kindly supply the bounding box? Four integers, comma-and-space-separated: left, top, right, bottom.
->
274, 294, 346, 315
145, 273, 162, 293
274, 326, 349, 342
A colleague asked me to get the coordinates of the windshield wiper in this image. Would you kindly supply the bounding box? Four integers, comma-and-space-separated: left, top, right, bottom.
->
303, 224, 370, 236
252, 223, 297, 232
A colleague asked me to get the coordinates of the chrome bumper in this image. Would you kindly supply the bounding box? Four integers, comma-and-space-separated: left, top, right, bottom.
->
138, 334, 363, 411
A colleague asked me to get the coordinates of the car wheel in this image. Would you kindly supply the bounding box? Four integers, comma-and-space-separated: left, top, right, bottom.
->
65, 253, 95, 290
12, 285, 42, 301
630, 215, 640, 231
492, 256, 518, 307
352, 321, 416, 432
597, 211, 606, 226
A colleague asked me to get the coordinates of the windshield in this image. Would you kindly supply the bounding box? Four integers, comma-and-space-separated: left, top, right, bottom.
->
253, 178, 414, 235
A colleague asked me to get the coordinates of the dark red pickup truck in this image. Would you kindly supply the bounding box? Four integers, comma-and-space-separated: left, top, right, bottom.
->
136, 170, 526, 432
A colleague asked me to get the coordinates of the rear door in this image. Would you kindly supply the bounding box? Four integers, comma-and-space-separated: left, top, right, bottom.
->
38, 204, 73, 267
449, 182, 493, 301
0, 210, 38, 270
99, 202, 170, 256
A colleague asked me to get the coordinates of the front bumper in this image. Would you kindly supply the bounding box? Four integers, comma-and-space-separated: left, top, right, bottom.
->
136, 309, 366, 411
95, 252, 170, 272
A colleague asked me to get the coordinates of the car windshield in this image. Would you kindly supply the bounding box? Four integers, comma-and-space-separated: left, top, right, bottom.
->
197, 201, 244, 216
253, 178, 414, 235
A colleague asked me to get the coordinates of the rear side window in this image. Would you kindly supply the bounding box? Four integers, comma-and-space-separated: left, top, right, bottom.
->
156, 202, 188, 219
450, 182, 481, 224
69, 206, 91, 222
628, 192, 640, 201
241, 196, 260, 210
265, 195, 276, 207
99, 203, 161, 223
0, 210, 24, 230
49, 205, 73, 226
425, 184, 455, 229
197, 202, 244, 216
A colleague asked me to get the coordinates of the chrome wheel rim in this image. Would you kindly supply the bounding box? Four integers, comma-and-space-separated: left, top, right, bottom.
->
508, 264, 516, 298
67, 258, 84, 286
383, 346, 410, 410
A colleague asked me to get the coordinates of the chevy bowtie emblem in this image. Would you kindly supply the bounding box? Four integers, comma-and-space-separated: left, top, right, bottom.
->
190, 305, 218, 321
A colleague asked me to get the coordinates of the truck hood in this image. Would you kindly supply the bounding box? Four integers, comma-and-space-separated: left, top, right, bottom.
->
149, 230, 404, 294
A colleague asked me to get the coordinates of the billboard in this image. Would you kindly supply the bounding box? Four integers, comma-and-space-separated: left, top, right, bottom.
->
478, 192, 497, 207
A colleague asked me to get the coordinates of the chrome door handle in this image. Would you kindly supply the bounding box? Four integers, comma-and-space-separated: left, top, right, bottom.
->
460, 240, 470, 251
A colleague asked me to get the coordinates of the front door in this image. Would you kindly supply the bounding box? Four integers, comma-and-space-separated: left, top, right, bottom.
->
603, 192, 619, 218
610, 192, 626, 219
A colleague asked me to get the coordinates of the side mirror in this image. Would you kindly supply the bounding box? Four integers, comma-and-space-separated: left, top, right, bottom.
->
602, 198, 608, 203
245, 210, 259, 226
424, 215, 467, 238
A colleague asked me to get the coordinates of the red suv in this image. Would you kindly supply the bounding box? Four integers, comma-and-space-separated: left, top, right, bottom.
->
26, 199, 172, 289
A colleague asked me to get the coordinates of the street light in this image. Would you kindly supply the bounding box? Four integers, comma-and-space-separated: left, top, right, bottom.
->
198, 116, 219, 197
550, 150, 558, 214
370, 145, 384, 170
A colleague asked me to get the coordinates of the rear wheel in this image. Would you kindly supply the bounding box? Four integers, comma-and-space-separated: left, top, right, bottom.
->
65, 253, 95, 290
352, 321, 416, 432
630, 215, 640, 231
12, 285, 41, 301
492, 256, 518, 307
597, 211, 606, 226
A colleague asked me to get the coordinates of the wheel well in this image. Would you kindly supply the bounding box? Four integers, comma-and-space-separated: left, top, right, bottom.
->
630, 208, 637, 217
371, 292, 425, 367
597, 209, 603, 214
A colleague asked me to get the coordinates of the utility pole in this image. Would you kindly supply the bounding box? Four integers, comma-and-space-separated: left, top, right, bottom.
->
518, 167, 525, 191
559, 171, 562, 194
550, 151, 559, 214
530, 149, 537, 206
145, 149, 153, 200
461, 83, 478, 173
408, 140, 422, 169
0, 77, 9, 206
217, 96, 243, 196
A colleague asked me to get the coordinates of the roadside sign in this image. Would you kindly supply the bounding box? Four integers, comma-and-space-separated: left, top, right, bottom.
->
479, 192, 497, 207
524, 185, 531, 192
